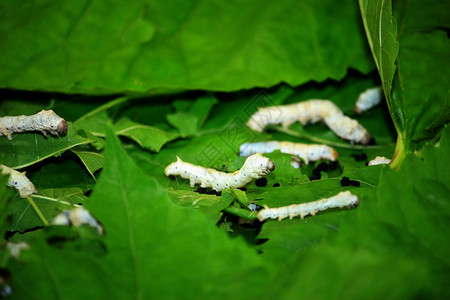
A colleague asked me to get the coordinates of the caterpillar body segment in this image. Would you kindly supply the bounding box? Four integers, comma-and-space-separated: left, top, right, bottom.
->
246, 100, 340, 132
239, 141, 338, 165
246, 100, 371, 144
165, 153, 275, 192
323, 114, 372, 144
53, 207, 104, 235
257, 191, 359, 221
355, 86, 383, 114
0, 110, 68, 140
1, 165, 37, 198
368, 156, 391, 166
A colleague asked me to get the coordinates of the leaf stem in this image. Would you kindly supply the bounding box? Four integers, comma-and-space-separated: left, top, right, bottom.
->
26, 196, 49, 226
389, 133, 406, 170
31, 194, 77, 207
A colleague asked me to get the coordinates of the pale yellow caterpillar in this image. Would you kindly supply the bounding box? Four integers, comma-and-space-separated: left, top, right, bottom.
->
257, 191, 359, 221
165, 153, 275, 192
52, 206, 104, 235
246, 100, 372, 144
239, 141, 338, 165
0, 109, 68, 140
355, 86, 383, 114
1, 165, 37, 198
367, 156, 391, 166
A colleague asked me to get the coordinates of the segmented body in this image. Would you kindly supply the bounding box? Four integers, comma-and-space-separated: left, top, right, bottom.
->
53, 207, 104, 235
165, 153, 275, 192
1, 165, 37, 198
0, 110, 68, 140
367, 156, 391, 166
239, 141, 338, 165
355, 86, 383, 114
246, 100, 371, 144
257, 191, 359, 221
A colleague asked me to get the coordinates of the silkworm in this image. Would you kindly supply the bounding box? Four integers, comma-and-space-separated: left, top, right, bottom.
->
240, 141, 338, 165
0, 110, 68, 140
257, 191, 359, 221
165, 153, 275, 192
246, 100, 371, 144
355, 86, 383, 114
52, 206, 104, 235
1, 165, 37, 198
6, 241, 30, 259
367, 156, 391, 166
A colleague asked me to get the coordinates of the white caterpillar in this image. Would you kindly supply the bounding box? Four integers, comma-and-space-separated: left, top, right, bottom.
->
0, 110, 68, 140
246, 100, 372, 144
165, 153, 275, 192
257, 191, 359, 221
367, 156, 391, 166
1, 165, 37, 198
52, 206, 104, 235
355, 86, 383, 114
6, 241, 30, 259
239, 141, 338, 165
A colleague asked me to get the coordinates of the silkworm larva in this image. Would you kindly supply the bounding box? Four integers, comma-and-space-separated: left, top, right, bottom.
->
239, 141, 338, 165
355, 86, 383, 114
257, 191, 359, 221
1, 165, 37, 198
0, 110, 68, 140
367, 156, 391, 166
165, 153, 275, 192
52, 206, 104, 235
246, 100, 371, 144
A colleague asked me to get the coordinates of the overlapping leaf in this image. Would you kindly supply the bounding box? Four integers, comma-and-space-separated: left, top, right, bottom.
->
71, 147, 104, 180
267, 125, 450, 300
0, 0, 372, 94
360, 0, 450, 165
7, 125, 272, 299
6, 188, 84, 232
0, 123, 93, 169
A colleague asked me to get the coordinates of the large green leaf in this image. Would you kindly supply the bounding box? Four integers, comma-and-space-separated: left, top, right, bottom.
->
7, 124, 272, 299
359, 0, 450, 166
0, 0, 373, 94
376, 124, 450, 265
267, 125, 450, 300
0, 123, 93, 169
392, 28, 450, 152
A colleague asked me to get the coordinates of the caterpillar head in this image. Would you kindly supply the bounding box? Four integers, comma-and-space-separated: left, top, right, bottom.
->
308, 145, 339, 161
339, 191, 360, 207
18, 182, 37, 198
165, 156, 184, 176
37, 110, 68, 136
57, 120, 68, 136
243, 153, 275, 178
257, 206, 278, 221
245, 116, 265, 132
360, 132, 373, 145
239, 143, 250, 157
